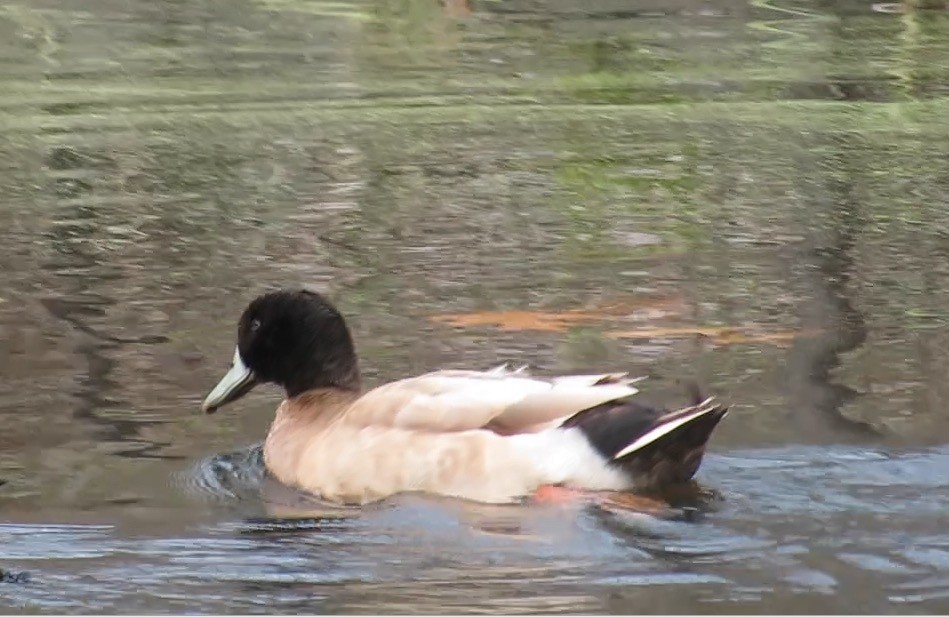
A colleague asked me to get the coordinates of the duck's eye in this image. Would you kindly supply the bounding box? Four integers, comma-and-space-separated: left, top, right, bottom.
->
250, 318, 262, 332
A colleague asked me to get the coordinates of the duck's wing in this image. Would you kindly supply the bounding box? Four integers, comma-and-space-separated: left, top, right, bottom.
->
345, 366, 642, 434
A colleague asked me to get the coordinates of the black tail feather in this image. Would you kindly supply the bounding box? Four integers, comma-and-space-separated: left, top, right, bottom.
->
561, 391, 728, 489
561, 397, 666, 459
618, 403, 728, 487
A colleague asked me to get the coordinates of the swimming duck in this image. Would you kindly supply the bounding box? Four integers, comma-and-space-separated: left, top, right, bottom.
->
201, 289, 728, 505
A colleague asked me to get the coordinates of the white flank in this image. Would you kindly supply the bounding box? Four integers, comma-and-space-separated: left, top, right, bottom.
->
508, 428, 630, 491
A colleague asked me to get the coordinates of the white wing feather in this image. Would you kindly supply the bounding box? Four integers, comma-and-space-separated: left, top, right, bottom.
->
379, 369, 641, 433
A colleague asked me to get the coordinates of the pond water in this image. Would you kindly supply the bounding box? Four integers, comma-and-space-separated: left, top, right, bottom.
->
2, 0, 949, 612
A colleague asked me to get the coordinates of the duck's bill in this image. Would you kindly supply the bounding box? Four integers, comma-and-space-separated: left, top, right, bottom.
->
202, 347, 259, 414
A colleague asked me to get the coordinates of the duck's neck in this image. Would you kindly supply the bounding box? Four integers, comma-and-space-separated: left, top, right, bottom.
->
280, 388, 361, 420
284, 364, 360, 398
282, 338, 361, 398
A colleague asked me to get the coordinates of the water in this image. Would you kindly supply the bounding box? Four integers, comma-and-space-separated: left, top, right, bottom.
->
2, 0, 949, 612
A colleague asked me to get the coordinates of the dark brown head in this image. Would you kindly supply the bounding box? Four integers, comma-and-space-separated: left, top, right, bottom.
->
201, 290, 360, 413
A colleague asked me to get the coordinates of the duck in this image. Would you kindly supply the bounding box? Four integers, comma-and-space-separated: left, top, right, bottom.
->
200, 289, 728, 505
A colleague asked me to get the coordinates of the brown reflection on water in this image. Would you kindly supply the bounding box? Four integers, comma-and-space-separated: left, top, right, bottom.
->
432, 302, 816, 346
429, 294, 686, 331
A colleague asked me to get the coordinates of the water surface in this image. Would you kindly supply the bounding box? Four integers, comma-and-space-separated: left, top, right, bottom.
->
2, 0, 949, 612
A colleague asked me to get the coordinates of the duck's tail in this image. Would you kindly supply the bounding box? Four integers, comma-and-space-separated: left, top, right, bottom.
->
560, 390, 728, 488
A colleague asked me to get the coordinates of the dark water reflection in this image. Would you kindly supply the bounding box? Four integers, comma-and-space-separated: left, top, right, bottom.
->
2, 0, 949, 612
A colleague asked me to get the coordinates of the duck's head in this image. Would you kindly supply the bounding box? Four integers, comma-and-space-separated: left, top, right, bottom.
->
201, 289, 360, 414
